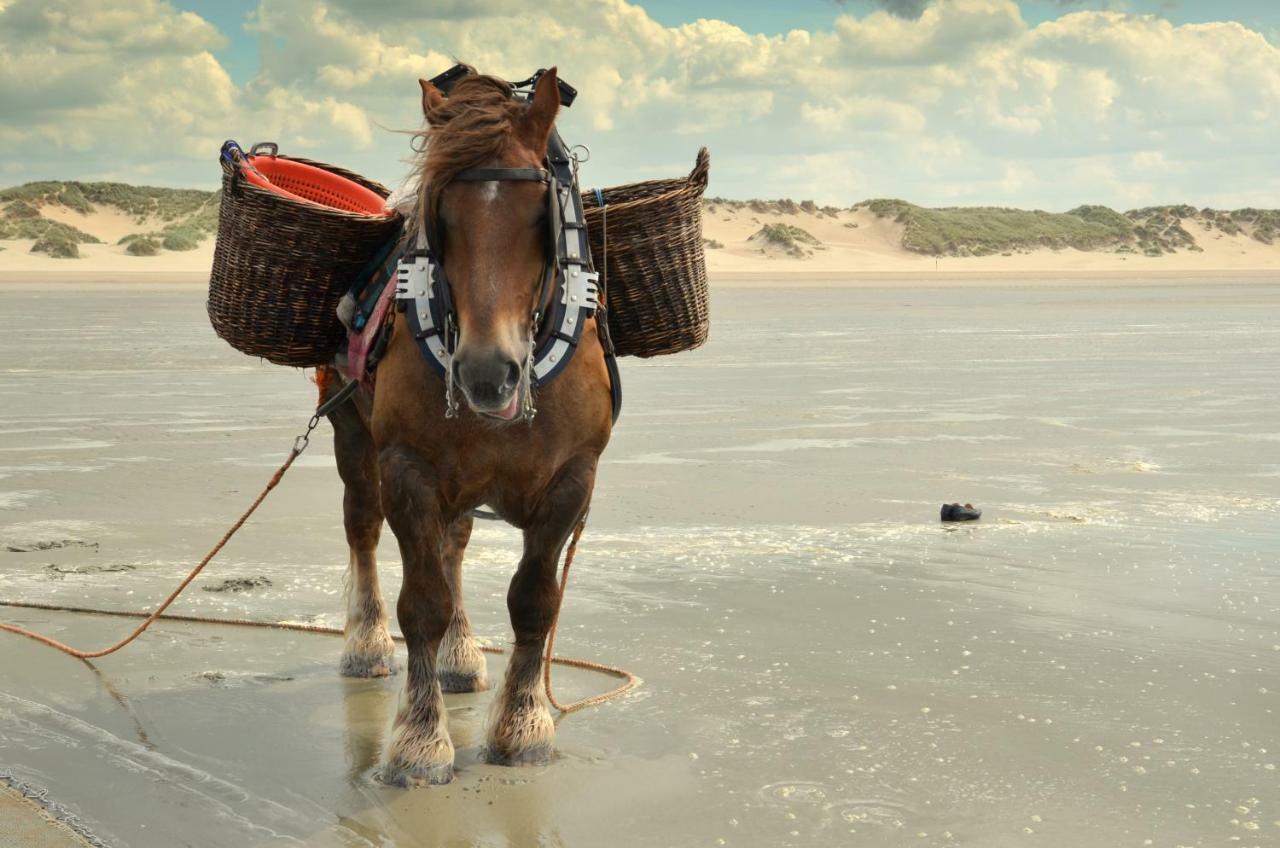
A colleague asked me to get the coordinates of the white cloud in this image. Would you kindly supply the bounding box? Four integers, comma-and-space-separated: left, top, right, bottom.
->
800, 96, 927, 133
1, 0, 1278, 209
0, 1, 233, 165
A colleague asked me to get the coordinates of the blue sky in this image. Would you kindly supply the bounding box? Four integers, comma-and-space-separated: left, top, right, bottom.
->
2, 0, 1278, 209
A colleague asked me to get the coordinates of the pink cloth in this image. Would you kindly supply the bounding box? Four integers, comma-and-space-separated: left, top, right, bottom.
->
345, 280, 397, 388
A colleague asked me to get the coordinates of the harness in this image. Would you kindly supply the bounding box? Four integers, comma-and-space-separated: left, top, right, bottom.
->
392, 70, 621, 423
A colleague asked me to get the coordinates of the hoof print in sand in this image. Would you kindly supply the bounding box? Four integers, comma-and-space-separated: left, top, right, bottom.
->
202, 576, 272, 593
45, 562, 135, 576
7, 539, 99, 553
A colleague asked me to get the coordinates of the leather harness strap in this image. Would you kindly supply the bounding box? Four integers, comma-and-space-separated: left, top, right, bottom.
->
394, 72, 620, 423
452, 168, 549, 183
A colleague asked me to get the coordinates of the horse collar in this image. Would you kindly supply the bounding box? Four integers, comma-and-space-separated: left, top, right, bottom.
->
394, 128, 610, 417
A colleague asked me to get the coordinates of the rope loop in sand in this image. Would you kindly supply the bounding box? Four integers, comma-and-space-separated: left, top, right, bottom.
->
0, 410, 637, 713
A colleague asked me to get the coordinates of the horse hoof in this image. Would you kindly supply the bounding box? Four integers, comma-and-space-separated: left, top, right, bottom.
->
340, 651, 399, 678
439, 670, 489, 693
483, 744, 555, 767
377, 761, 454, 787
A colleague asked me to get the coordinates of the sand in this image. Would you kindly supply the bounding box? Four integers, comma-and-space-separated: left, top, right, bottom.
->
0, 784, 91, 848
1, 283, 1277, 847
3, 204, 1278, 287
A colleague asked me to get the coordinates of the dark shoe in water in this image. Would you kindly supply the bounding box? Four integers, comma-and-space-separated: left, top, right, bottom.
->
941, 503, 982, 522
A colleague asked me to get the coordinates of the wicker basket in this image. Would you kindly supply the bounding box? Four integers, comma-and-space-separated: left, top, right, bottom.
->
583, 148, 710, 357
208, 145, 403, 367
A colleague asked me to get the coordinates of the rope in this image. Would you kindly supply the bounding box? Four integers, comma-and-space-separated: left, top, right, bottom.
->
0, 439, 308, 659
0, 415, 638, 713
0, 598, 639, 712
542, 517, 622, 713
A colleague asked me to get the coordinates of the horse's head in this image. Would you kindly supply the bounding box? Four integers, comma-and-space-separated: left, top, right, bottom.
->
417, 68, 561, 421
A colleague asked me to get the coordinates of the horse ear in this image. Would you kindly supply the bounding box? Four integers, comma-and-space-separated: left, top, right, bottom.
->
419, 79, 446, 121
521, 67, 560, 150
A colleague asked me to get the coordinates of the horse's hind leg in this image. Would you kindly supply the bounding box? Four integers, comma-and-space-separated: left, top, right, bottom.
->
486, 457, 596, 766
437, 514, 489, 693
323, 373, 397, 678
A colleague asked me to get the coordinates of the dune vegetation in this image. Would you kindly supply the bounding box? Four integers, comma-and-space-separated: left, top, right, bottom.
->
749, 223, 824, 258
0, 181, 219, 258
856, 199, 1280, 258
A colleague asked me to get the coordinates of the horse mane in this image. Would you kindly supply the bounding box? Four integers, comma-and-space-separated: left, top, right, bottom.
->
409, 69, 525, 230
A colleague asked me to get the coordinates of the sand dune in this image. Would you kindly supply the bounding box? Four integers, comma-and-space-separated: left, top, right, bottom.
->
702, 205, 1280, 281
2, 194, 1278, 286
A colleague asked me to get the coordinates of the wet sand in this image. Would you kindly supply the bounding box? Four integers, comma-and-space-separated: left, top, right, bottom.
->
0, 782, 90, 847
1, 282, 1278, 846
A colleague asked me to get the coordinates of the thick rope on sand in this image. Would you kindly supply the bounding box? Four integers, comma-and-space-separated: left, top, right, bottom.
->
0, 423, 638, 714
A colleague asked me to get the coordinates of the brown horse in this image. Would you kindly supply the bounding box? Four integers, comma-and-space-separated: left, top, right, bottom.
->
317, 67, 613, 786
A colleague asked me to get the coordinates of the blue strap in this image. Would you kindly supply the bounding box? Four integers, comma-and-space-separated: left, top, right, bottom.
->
219, 140, 244, 165
351, 238, 404, 331
593, 187, 605, 207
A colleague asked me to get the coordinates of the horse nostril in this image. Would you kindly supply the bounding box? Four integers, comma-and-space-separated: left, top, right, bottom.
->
455, 351, 521, 407
502, 360, 520, 392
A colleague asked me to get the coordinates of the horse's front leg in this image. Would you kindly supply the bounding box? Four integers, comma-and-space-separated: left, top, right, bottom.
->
377, 445, 456, 786
437, 513, 490, 693
324, 374, 396, 678
486, 457, 597, 766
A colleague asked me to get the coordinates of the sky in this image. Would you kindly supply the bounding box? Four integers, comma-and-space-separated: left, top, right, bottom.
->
1, 0, 1278, 210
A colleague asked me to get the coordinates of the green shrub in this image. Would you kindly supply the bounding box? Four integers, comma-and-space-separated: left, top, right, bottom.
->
30, 233, 80, 258
859, 199, 1136, 256
56, 183, 94, 214
126, 237, 161, 256
161, 228, 201, 251
0, 213, 100, 243
750, 223, 823, 257
5, 200, 41, 219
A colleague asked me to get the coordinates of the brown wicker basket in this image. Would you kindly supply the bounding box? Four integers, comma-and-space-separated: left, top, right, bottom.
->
583, 148, 710, 357
208, 146, 403, 367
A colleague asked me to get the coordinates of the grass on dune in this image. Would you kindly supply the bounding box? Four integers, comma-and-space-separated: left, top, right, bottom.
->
857, 199, 1133, 257
0, 181, 221, 254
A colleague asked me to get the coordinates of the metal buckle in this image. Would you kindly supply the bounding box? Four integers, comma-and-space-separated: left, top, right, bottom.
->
395, 255, 432, 300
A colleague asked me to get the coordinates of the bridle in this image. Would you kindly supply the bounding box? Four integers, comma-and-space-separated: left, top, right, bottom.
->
395, 80, 617, 423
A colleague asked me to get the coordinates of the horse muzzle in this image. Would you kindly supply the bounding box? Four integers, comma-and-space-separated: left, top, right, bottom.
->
453, 350, 524, 420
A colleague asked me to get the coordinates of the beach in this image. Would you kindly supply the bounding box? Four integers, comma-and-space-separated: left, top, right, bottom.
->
1, 280, 1277, 846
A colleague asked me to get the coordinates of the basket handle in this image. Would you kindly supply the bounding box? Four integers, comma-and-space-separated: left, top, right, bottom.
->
250, 142, 279, 157
687, 147, 710, 194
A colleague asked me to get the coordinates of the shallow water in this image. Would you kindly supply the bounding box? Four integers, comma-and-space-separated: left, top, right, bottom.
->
1, 282, 1277, 847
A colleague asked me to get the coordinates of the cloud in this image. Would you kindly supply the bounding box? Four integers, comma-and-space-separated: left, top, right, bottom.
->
866, 0, 931, 19
0, 0, 234, 167
831, 0, 1025, 65
0, 0, 378, 183
2, 0, 1278, 209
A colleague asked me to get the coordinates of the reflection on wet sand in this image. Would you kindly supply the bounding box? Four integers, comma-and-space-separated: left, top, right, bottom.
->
1, 284, 1278, 846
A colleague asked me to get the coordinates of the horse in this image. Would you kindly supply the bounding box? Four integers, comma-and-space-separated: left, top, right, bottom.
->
315, 67, 614, 787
